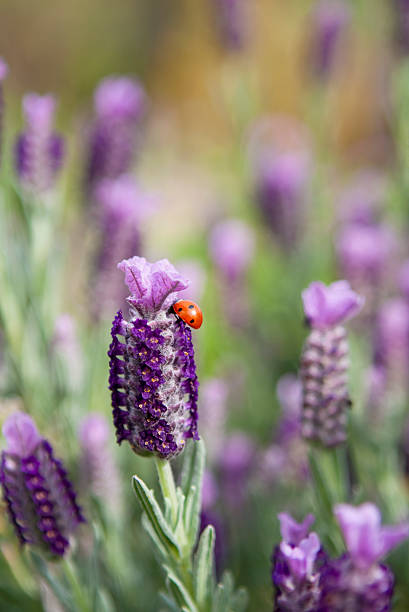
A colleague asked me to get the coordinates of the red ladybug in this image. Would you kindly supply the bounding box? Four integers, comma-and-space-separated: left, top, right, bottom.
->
172, 300, 203, 329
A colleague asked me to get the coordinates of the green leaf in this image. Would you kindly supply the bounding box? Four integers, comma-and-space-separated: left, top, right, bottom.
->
164, 565, 199, 612
132, 476, 180, 557
193, 525, 215, 608
181, 440, 205, 546
29, 551, 73, 611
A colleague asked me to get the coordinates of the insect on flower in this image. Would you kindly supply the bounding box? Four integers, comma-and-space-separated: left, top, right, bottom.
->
172, 300, 203, 329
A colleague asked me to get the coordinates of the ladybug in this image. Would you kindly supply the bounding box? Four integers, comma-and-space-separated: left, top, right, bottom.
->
172, 300, 203, 329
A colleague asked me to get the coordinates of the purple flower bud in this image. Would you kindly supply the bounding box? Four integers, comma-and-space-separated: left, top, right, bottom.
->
255, 150, 310, 249
272, 512, 325, 611
336, 223, 395, 297
300, 281, 363, 446
93, 175, 154, 318
15, 94, 64, 193
374, 298, 409, 389
319, 503, 409, 610
79, 413, 121, 513
108, 257, 199, 459
309, 0, 350, 79
212, 0, 247, 50
0, 413, 84, 557
86, 76, 145, 188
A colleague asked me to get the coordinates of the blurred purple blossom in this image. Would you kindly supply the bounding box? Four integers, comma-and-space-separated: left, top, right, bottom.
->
209, 219, 254, 283
375, 298, 409, 389
398, 259, 409, 300
301, 281, 363, 446
93, 175, 155, 318
1, 412, 84, 557
302, 280, 364, 331
109, 257, 199, 458
337, 170, 386, 226
199, 378, 228, 464
309, 0, 350, 79
79, 413, 121, 513
176, 260, 206, 302
15, 93, 64, 193
86, 76, 145, 188
220, 433, 255, 508
319, 503, 409, 610
278, 513, 315, 547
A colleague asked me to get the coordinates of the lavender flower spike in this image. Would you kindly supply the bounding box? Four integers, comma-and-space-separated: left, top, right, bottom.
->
0, 412, 84, 557
309, 0, 350, 79
272, 512, 325, 611
300, 281, 364, 446
86, 76, 145, 188
108, 256, 200, 459
319, 503, 409, 611
15, 94, 64, 193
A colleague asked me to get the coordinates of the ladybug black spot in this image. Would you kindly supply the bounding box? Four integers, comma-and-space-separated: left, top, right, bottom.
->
190, 319, 194, 324
188, 304, 194, 309
178, 307, 183, 312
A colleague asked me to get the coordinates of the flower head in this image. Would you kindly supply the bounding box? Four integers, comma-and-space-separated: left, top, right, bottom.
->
302, 280, 364, 330
1, 413, 84, 557
109, 257, 199, 458
278, 512, 315, 546
94, 77, 145, 121
334, 503, 409, 570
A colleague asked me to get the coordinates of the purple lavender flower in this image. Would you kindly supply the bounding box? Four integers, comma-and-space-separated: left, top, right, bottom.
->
108, 256, 199, 459
0, 58, 8, 166
300, 281, 364, 446
86, 76, 145, 188
272, 513, 325, 611
15, 94, 64, 193
79, 413, 121, 513
309, 0, 350, 79
93, 174, 154, 318
336, 170, 386, 226
0, 412, 84, 557
374, 298, 409, 390
255, 149, 310, 249
319, 503, 409, 611
212, 0, 247, 50
219, 433, 255, 508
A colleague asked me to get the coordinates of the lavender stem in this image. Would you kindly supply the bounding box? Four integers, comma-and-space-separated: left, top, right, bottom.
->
155, 457, 179, 526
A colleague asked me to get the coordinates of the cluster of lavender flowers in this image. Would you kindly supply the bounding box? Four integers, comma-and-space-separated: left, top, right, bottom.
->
108, 256, 199, 459
272, 505, 409, 611
0, 412, 84, 557
300, 280, 364, 447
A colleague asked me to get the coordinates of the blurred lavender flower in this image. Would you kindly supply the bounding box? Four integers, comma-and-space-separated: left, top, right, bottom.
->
336, 170, 386, 226
309, 0, 350, 79
398, 259, 409, 300
254, 150, 310, 249
0, 58, 8, 166
364, 364, 387, 425
108, 256, 199, 459
79, 413, 121, 514
212, 0, 247, 50
300, 281, 364, 446
199, 378, 228, 464
220, 433, 255, 508
374, 298, 409, 391
319, 503, 409, 610
15, 94, 64, 193
93, 174, 154, 318
0, 412, 84, 557
209, 218, 254, 326
272, 512, 325, 611
86, 76, 145, 188
336, 223, 394, 308
52, 314, 83, 390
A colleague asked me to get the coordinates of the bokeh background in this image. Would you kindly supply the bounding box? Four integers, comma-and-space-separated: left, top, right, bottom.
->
2, 0, 409, 610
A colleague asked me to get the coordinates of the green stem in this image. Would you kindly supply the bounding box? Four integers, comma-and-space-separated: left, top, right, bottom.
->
155, 458, 179, 526
62, 558, 91, 612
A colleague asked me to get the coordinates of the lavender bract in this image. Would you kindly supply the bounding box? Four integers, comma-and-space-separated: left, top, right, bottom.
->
15, 94, 64, 193
300, 281, 364, 446
86, 76, 145, 188
108, 257, 199, 459
272, 513, 325, 611
0, 413, 84, 557
319, 503, 409, 611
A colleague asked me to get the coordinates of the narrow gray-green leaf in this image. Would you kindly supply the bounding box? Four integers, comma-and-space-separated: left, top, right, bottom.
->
29, 551, 73, 611
164, 565, 199, 612
132, 476, 180, 556
181, 440, 205, 545
193, 525, 215, 608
